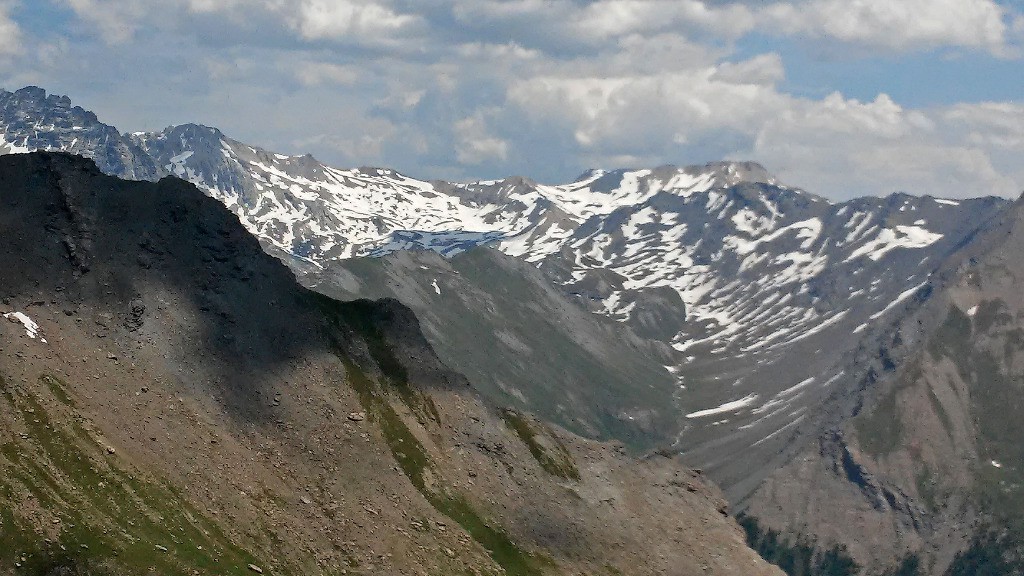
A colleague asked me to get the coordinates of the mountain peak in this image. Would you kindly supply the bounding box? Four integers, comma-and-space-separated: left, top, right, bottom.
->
11, 85, 46, 99
696, 160, 776, 185
151, 123, 225, 141
4, 86, 73, 110
574, 161, 778, 194
0, 87, 161, 180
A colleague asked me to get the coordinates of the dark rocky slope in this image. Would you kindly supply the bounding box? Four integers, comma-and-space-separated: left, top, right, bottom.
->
0, 152, 780, 576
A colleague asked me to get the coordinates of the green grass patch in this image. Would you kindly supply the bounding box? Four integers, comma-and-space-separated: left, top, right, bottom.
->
314, 294, 409, 386
855, 360, 926, 457
973, 299, 1011, 334
0, 375, 272, 576
924, 305, 1024, 527
336, 351, 546, 576
340, 249, 677, 450
946, 529, 1024, 575
1003, 328, 1024, 364
884, 554, 922, 576
502, 410, 580, 481
340, 354, 431, 490
39, 373, 75, 407
966, 350, 1024, 520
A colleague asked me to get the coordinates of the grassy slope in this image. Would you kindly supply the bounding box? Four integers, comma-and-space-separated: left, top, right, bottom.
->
322, 296, 553, 576
0, 374, 267, 576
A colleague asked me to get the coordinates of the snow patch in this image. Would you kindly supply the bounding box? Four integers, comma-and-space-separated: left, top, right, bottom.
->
169, 150, 194, 164
4, 312, 46, 343
685, 393, 759, 419
846, 226, 943, 262
869, 281, 928, 320
0, 133, 32, 154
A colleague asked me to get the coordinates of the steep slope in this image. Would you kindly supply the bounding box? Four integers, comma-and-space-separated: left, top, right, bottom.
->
741, 194, 1024, 574
0, 88, 1007, 483
0, 151, 781, 576
12, 87, 1024, 576
308, 248, 679, 448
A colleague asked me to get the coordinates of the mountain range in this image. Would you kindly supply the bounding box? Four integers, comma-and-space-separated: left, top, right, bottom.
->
3, 85, 1024, 575
0, 150, 781, 576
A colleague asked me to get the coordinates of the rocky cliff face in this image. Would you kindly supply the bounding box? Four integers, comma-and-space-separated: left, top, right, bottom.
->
743, 195, 1024, 575
0, 152, 781, 576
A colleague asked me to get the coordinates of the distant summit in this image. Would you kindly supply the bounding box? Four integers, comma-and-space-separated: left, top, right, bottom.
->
0, 86, 161, 179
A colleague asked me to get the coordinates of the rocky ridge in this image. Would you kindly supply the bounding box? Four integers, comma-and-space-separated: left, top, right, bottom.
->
0, 90, 1008, 499
5, 87, 1023, 575
0, 151, 781, 576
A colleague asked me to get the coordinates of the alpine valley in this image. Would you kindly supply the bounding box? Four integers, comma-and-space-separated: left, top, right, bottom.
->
2, 86, 1022, 575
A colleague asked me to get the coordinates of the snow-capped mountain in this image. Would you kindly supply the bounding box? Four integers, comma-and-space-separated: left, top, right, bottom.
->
0, 86, 1009, 498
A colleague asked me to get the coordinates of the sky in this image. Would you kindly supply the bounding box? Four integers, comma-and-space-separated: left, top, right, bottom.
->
1, 0, 1024, 200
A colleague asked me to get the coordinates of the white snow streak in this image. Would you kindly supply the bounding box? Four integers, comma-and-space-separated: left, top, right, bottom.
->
4, 311, 46, 343
685, 393, 759, 419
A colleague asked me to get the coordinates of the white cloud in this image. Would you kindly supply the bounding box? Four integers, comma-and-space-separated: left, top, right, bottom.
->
711, 52, 785, 86
603, 33, 726, 75
750, 95, 1024, 198
943, 102, 1024, 150
289, 0, 420, 42
20, 0, 1024, 200
51, 0, 1021, 55
454, 113, 509, 165
505, 62, 1024, 199
451, 0, 574, 23
572, 0, 756, 40
507, 54, 789, 153
451, 0, 757, 50
294, 117, 403, 163
293, 61, 360, 86
0, 1, 21, 56
455, 42, 541, 61
54, 0, 423, 47
760, 0, 1011, 54
60, 0, 148, 43
186, 0, 245, 12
